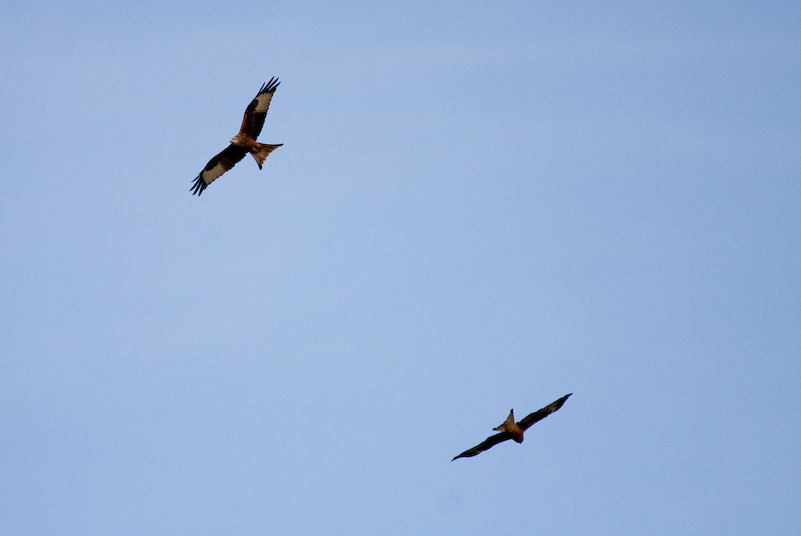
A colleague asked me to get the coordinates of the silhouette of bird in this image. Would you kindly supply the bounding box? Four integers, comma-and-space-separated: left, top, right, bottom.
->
452, 393, 572, 460
192, 77, 282, 196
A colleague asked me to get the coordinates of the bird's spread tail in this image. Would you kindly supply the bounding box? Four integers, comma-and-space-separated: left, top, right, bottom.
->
251, 143, 283, 169
493, 410, 516, 433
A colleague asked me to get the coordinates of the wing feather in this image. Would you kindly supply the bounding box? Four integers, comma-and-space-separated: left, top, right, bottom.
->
239, 77, 280, 140
517, 393, 572, 431
191, 144, 248, 196
451, 431, 513, 461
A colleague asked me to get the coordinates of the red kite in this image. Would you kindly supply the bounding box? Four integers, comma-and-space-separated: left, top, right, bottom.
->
191, 77, 283, 195
452, 393, 572, 460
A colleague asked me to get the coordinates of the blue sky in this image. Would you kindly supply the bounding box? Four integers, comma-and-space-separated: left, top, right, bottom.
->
1, 1, 800, 534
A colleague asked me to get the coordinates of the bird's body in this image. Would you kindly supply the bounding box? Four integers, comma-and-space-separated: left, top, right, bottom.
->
452, 393, 572, 460
192, 77, 282, 196
493, 410, 525, 443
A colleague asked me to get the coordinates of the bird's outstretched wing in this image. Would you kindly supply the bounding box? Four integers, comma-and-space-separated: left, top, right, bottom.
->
452, 393, 572, 461
191, 144, 248, 196
452, 431, 513, 461
239, 77, 280, 140
518, 393, 572, 431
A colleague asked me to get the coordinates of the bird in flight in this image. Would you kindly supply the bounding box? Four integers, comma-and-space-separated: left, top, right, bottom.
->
452, 393, 572, 460
191, 77, 283, 196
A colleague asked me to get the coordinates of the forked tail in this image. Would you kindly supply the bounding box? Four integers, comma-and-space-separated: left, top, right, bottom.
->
493, 410, 516, 433
251, 143, 283, 169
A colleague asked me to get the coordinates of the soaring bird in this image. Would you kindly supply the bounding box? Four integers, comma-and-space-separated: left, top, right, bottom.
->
191, 77, 283, 196
452, 393, 572, 460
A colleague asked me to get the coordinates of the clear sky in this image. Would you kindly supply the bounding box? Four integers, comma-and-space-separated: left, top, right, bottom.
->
1, 1, 799, 534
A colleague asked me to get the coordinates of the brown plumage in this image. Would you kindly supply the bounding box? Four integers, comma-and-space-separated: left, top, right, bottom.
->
191, 77, 283, 196
452, 393, 572, 461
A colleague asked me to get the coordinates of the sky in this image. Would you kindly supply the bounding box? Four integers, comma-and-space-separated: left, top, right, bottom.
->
1, 1, 800, 534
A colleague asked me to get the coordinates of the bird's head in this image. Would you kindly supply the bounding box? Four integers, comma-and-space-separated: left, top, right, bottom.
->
230, 134, 242, 145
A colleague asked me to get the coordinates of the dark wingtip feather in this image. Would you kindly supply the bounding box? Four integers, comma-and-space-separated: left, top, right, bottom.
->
260, 76, 280, 95
190, 174, 207, 196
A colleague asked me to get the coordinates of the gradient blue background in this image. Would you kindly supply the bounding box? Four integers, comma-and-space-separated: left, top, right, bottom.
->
2, 1, 799, 534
